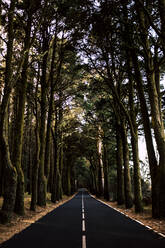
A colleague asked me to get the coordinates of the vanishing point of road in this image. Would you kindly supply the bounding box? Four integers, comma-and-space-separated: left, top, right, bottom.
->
1, 189, 165, 248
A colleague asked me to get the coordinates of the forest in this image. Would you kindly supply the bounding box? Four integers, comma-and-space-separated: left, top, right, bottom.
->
0, 0, 165, 225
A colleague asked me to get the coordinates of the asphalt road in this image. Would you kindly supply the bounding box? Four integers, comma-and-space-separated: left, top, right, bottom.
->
1, 189, 165, 248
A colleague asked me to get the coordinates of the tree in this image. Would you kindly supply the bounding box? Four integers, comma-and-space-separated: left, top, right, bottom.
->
0, 0, 17, 223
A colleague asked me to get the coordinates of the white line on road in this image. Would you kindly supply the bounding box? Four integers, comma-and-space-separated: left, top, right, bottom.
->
90, 194, 165, 239
82, 219, 86, 231
82, 235, 86, 248
82, 192, 87, 248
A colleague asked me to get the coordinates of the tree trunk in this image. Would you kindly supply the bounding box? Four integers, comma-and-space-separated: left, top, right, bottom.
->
51, 110, 58, 202
12, 10, 32, 215
121, 121, 133, 209
44, 35, 57, 180
0, 136, 17, 223
147, 68, 165, 218
131, 131, 143, 212
58, 93, 64, 200
30, 85, 40, 210
89, 158, 97, 195
0, 0, 17, 224
97, 131, 104, 197
47, 141, 54, 193
97, 158, 103, 197
135, 1, 165, 217
131, 49, 159, 218
116, 121, 125, 205
103, 143, 110, 201
30, 123, 40, 211
127, 55, 143, 213
37, 27, 49, 207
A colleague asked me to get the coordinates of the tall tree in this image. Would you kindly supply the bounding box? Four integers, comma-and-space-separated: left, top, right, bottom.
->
12, 1, 33, 215
0, 0, 17, 223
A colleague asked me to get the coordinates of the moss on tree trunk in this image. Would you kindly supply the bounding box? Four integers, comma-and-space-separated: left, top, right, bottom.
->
0, 0, 17, 224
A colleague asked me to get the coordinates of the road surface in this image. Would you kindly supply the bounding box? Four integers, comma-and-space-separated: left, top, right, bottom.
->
1, 189, 165, 248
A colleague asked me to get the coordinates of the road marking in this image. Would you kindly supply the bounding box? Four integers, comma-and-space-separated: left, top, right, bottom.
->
82, 192, 87, 248
82, 219, 86, 231
82, 235, 86, 248
90, 194, 165, 239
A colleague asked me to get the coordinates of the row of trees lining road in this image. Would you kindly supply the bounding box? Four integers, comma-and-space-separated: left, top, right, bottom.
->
0, 0, 165, 223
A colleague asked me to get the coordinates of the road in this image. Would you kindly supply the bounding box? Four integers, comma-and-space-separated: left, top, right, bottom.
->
1, 189, 165, 248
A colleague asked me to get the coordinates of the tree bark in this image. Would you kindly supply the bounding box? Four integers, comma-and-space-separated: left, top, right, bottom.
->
44, 35, 57, 180
121, 121, 133, 209
12, 10, 32, 215
37, 26, 49, 206
51, 110, 58, 202
30, 119, 40, 211
131, 49, 160, 218
30, 78, 40, 211
0, 0, 17, 223
127, 55, 143, 213
116, 121, 125, 205
103, 143, 110, 201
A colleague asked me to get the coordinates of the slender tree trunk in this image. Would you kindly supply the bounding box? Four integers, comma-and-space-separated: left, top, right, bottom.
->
37, 27, 49, 206
127, 55, 143, 213
30, 77, 40, 210
30, 119, 40, 211
89, 158, 97, 195
97, 131, 104, 197
116, 121, 125, 205
121, 121, 133, 209
97, 158, 103, 197
103, 143, 110, 201
59, 144, 63, 198
130, 130, 143, 212
12, 11, 32, 215
47, 141, 54, 193
51, 111, 58, 203
58, 94, 64, 200
0, 0, 17, 224
44, 35, 57, 180
27, 117, 33, 195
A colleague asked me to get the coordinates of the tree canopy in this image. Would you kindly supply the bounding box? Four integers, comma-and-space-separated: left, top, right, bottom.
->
1, 0, 165, 223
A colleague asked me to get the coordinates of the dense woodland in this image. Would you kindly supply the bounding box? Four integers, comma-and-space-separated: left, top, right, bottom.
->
0, 0, 165, 224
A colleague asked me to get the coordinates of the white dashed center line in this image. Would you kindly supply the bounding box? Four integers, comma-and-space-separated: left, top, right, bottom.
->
82, 235, 86, 248
82, 219, 86, 231
82, 192, 87, 248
